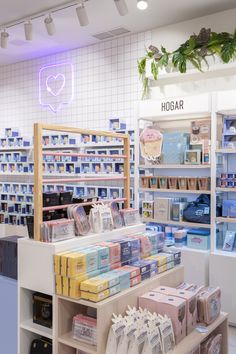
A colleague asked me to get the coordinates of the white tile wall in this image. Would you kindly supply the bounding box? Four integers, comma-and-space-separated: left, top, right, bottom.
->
0, 31, 152, 137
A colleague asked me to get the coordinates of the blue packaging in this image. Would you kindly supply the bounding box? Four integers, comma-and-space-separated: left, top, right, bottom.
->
187, 229, 210, 250
141, 271, 150, 281
92, 246, 110, 269
126, 238, 140, 261
222, 200, 236, 217
110, 269, 130, 284
109, 283, 121, 296
150, 268, 158, 278
162, 132, 190, 164
116, 239, 132, 263
131, 260, 152, 274
97, 272, 120, 288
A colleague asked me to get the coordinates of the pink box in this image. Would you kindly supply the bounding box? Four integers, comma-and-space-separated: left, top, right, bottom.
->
153, 286, 197, 334
96, 242, 121, 264
129, 234, 152, 258
139, 292, 187, 344
130, 275, 141, 287
110, 262, 121, 270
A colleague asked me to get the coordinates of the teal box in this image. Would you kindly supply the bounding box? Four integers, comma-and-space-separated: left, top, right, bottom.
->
83, 249, 98, 273
109, 283, 121, 296
92, 246, 110, 269
187, 230, 210, 250
97, 272, 120, 288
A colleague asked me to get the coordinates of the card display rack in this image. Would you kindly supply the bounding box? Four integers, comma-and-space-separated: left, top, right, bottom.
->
0, 127, 135, 226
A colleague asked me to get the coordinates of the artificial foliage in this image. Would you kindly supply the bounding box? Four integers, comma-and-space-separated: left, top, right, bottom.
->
138, 28, 236, 98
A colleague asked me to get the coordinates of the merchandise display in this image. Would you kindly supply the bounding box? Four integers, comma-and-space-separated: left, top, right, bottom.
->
141, 176, 210, 191
33, 292, 53, 329
105, 307, 175, 354
142, 195, 211, 226
53, 231, 180, 301
0, 235, 23, 279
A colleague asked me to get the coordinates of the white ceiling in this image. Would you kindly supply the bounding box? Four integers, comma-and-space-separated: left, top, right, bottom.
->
0, 0, 236, 66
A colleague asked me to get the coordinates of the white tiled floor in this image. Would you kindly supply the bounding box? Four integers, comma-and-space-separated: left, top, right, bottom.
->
229, 326, 236, 353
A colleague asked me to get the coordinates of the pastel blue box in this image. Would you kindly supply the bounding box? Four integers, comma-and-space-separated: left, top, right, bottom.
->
99, 265, 110, 274
150, 268, 158, 278
222, 200, 236, 217
93, 246, 110, 269
110, 269, 130, 284
162, 132, 190, 164
109, 283, 121, 296
187, 229, 210, 250
82, 249, 98, 273
97, 272, 120, 288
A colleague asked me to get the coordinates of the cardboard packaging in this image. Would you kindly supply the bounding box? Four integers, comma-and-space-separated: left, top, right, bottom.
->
154, 198, 171, 221
153, 286, 197, 334
139, 292, 187, 344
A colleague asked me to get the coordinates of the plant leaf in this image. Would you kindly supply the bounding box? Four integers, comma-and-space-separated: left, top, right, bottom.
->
221, 40, 236, 63
151, 61, 158, 80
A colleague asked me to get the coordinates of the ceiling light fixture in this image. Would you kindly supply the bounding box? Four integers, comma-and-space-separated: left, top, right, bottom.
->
1, 30, 9, 49
24, 21, 33, 40
76, 2, 89, 26
137, 0, 148, 10
114, 0, 128, 16
44, 14, 56, 36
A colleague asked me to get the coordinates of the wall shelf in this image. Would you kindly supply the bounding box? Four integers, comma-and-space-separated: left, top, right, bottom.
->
173, 312, 228, 354
142, 217, 211, 229
215, 149, 236, 154
58, 333, 97, 354
139, 164, 211, 169
140, 188, 211, 194
216, 217, 236, 224
20, 320, 53, 340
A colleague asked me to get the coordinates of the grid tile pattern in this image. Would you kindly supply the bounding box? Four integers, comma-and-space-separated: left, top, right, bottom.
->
0, 31, 151, 136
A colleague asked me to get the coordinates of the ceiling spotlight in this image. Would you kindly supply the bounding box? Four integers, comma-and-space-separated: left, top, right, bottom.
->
44, 14, 56, 36
137, 0, 148, 10
1, 30, 9, 49
24, 21, 33, 40
76, 2, 89, 26
114, 0, 128, 16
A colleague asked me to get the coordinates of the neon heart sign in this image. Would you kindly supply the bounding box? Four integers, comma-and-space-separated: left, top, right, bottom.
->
46, 74, 66, 97
39, 62, 74, 113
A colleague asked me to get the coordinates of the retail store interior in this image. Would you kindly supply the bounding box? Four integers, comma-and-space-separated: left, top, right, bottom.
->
1, 0, 236, 353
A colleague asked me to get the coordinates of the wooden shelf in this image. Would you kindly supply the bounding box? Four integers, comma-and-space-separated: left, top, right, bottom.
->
173, 312, 228, 354
215, 149, 236, 154
140, 188, 211, 194
139, 164, 210, 169
58, 332, 97, 354
20, 319, 53, 339
0, 146, 32, 151
43, 142, 134, 150
216, 217, 236, 224
142, 218, 211, 229
57, 266, 184, 309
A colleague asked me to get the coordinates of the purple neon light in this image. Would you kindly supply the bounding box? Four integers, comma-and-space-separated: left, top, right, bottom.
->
39, 62, 74, 113
46, 74, 66, 97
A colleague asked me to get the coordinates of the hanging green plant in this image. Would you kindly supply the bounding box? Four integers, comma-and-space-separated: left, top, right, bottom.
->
138, 28, 236, 99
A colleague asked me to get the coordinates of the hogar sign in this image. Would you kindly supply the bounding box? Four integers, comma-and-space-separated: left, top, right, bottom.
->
39, 62, 74, 113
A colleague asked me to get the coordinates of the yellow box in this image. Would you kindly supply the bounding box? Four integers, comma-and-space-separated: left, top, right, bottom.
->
55, 275, 63, 295
67, 253, 87, 278
81, 289, 110, 302
147, 255, 167, 267
69, 278, 81, 299
54, 251, 69, 275
80, 277, 109, 293
158, 264, 167, 273
61, 252, 75, 277
62, 277, 69, 297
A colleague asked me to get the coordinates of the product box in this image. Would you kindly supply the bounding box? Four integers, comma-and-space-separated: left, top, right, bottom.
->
141, 271, 151, 281
109, 283, 121, 296
190, 120, 211, 144
115, 240, 132, 264
118, 265, 140, 279
171, 202, 187, 222
55, 275, 63, 295
81, 289, 110, 302
80, 277, 109, 293
187, 229, 210, 250
33, 292, 53, 329
162, 132, 190, 164
97, 272, 120, 289
222, 200, 236, 217
0, 235, 23, 279
154, 198, 171, 221
153, 286, 197, 334
139, 292, 187, 343
130, 274, 141, 287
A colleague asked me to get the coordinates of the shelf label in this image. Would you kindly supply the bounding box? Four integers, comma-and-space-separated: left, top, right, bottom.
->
161, 100, 184, 112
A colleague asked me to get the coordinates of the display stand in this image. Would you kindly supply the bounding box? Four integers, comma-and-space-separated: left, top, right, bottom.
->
137, 93, 213, 286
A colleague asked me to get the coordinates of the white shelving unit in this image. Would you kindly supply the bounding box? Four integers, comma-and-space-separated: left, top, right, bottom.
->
18, 223, 146, 354
137, 93, 214, 287
209, 89, 236, 325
